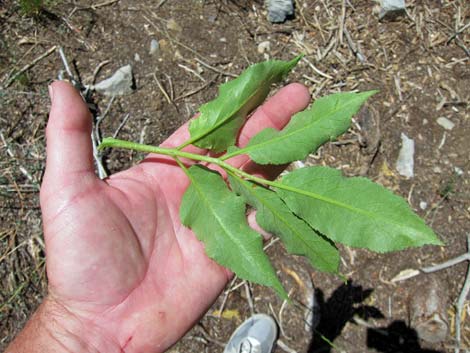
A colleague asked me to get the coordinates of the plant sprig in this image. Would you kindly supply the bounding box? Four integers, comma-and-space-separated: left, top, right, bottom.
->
99, 57, 442, 297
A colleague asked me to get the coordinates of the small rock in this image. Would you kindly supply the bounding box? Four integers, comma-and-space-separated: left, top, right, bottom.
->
166, 18, 182, 33
391, 268, 420, 282
410, 277, 449, 343
436, 117, 455, 130
149, 39, 159, 55
266, 0, 294, 23
207, 14, 217, 23
257, 41, 271, 54
219, 37, 227, 43
433, 166, 442, 174
454, 166, 463, 176
357, 105, 380, 154
158, 39, 171, 55
93, 65, 134, 96
419, 201, 428, 210
379, 0, 406, 20
134, 53, 141, 62
396, 133, 414, 178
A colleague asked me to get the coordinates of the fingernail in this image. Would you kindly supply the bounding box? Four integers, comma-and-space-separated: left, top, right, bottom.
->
48, 84, 54, 102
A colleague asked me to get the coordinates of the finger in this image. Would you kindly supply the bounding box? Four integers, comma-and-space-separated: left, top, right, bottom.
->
139, 117, 207, 170
140, 83, 309, 179
239, 83, 310, 147
162, 83, 309, 158
228, 83, 310, 172
159, 116, 204, 154
43, 81, 96, 185
247, 211, 272, 241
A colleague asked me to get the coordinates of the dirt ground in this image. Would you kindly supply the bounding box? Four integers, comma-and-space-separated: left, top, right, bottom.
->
1, 0, 469, 352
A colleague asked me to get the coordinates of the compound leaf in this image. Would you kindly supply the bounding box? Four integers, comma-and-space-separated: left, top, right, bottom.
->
276, 167, 442, 252
188, 56, 301, 152
229, 176, 340, 273
243, 91, 377, 165
180, 165, 287, 298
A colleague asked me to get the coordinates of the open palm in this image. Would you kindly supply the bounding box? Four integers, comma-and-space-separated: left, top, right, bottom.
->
39, 81, 310, 352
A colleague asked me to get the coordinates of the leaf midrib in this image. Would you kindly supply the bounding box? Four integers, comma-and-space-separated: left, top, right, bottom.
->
188, 171, 252, 260
243, 182, 335, 268
190, 69, 283, 145
276, 178, 420, 235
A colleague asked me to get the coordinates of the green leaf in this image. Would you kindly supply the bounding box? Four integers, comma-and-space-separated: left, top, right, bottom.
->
229, 176, 340, 273
242, 91, 377, 165
276, 167, 442, 252
188, 56, 301, 152
180, 165, 287, 298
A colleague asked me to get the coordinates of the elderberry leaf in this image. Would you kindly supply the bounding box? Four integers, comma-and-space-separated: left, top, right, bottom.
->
189, 56, 301, 152
244, 91, 377, 164
229, 176, 340, 273
180, 165, 287, 298
276, 166, 442, 252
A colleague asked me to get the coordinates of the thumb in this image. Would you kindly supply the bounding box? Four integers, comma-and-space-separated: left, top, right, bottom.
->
42, 81, 96, 195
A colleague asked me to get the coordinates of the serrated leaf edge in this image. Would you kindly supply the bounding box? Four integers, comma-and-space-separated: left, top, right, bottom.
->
230, 177, 339, 272
239, 90, 378, 158
186, 56, 302, 150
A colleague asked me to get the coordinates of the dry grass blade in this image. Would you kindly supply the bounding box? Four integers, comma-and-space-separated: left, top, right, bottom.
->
2, 46, 57, 88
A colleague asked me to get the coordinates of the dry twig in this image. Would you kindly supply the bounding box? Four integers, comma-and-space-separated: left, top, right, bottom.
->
244, 282, 255, 316
421, 234, 470, 353
195, 58, 237, 78
113, 114, 131, 139
175, 75, 219, 102
153, 73, 178, 112
277, 339, 298, 353
2, 46, 57, 88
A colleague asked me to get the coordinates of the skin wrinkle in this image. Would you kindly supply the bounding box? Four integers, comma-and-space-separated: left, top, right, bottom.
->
41, 176, 103, 226
41, 313, 75, 353
52, 280, 138, 352
45, 296, 122, 352
106, 180, 155, 262
42, 191, 105, 250
40, 171, 93, 208
45, 199, 147, 308
101, 203, 159, 315
120, 164, 168, 258
49, 124, 92, 135
87, 188, 179, 347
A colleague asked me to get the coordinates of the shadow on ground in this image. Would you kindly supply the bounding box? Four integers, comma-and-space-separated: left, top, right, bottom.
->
367, 321, 442, 353
307, 280, 442, 353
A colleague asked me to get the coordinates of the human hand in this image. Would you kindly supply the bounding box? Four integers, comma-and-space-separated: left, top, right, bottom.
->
8, 80, 310, 352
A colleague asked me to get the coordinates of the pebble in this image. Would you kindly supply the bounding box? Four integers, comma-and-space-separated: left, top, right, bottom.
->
396, 133, 414, 178
93, 65, 134, 96
149, 39, 159, 55
419, 201, 428, 210
436, 117, 455, 130
410, 277, 449, 343
433, 166, 442, 173
454, 166, 464, 176
257, 41, 271, 54
266, 0, 294, 23
207, 14, 217, 23
166, 18, 182, 33
134, 53, 141, 62
379, 0, 406, 20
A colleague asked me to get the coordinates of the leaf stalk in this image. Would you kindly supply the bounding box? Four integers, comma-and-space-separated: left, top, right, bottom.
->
99, 138, 418, 223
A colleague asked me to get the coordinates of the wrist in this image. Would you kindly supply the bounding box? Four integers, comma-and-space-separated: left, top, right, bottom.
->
7, 296, 122, 353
